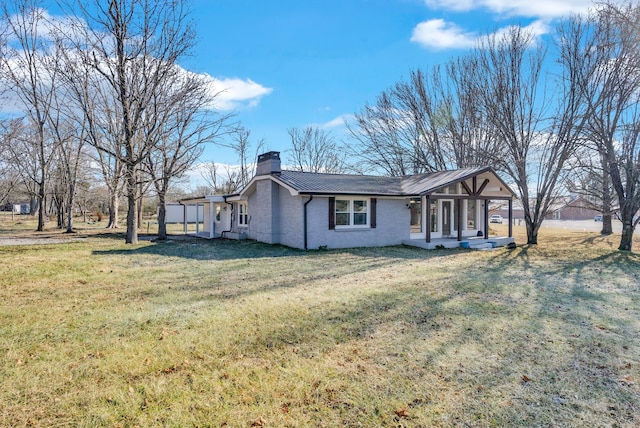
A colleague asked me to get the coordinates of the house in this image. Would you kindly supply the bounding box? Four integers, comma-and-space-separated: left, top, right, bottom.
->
544, 195, 602, 221
180, 152, 516, 250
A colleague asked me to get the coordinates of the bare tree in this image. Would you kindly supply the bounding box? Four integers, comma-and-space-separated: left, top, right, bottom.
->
445, 58, 502, 168
1, 119, 53, 221
469, 25, 586, 244
286, 126, 346, 173
199, 160, 219, 194
223, 126, 265, 190
564, 141, 616, 234
145, 68, 230, 240
0, 122, 22, 208
347, 65, 499, 176
569, 2, 640, 251
347, 86, 439, 176
0, 0, 61, 231
59, 0, 198, 243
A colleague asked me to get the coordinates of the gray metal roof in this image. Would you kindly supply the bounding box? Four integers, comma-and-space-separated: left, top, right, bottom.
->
275, 167, 494, 196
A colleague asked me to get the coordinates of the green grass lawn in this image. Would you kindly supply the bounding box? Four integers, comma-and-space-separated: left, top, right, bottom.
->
0, 222, 639, 427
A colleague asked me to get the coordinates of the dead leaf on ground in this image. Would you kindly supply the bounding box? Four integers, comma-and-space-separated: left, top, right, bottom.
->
395, 407, 409, 418
251, 417, 266, 427
618, 375, 634, 385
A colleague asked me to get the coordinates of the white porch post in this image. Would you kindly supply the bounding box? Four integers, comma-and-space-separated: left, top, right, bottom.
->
508, 199, 513, 238
209, 201, 214, 238
484, 199, 490, 239
183, 204, 187, 234
196, 203, 200, 235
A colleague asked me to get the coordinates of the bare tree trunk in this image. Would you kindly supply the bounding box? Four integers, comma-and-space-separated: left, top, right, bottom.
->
137, 179, 143, 231
157, 192, 167, 240
106, 193, 119, 228
525, 220, 540, 245
125, 163, 138, 244
619, 221, 635, 251
601, 185, 614, 235
37, 179, 45, 231
65, 182, 74, 233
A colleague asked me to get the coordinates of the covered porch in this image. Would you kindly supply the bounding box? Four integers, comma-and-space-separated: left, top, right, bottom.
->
405, 169, 515, 247
178, 195, 229, 239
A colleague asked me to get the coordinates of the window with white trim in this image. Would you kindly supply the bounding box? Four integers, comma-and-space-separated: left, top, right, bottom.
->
335, 198, 368, 227
238, 203, 248, 226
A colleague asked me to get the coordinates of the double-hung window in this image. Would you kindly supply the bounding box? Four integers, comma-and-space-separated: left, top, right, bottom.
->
238, 203, 248, 226
335, 198, 368, 227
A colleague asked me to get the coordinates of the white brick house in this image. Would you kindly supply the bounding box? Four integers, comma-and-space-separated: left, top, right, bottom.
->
181, 152, 516, 250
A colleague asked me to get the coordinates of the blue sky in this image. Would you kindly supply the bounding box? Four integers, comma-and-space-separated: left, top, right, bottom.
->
184, 0, 597, 166
4, 0, 605, 177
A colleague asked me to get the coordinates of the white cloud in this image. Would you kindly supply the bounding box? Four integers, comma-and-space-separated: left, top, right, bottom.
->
410, 19, 477, 49
411, 18, 550, 50
489, 19, 550, 41
424, 0, 593, 19
320, 114, 354, 129
206, 76, 272, 111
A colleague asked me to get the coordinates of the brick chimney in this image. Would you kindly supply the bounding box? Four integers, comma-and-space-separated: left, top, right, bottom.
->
256, 151, 281, 176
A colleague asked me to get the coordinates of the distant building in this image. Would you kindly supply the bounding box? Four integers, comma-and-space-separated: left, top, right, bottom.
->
493, 195, 603, 222
12, 203, 30, 215
545, 195, 601, 220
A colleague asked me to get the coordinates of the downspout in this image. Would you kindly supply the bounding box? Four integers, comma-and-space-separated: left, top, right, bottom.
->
303, 195, 314, 250
219, 197, 234, 239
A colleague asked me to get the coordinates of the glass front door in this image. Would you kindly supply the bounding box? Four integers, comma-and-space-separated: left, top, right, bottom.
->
409, 198, 422, 233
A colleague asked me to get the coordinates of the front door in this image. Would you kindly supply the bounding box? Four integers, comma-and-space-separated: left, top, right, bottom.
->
442, 201, 451, 236
409, 198, 422, 234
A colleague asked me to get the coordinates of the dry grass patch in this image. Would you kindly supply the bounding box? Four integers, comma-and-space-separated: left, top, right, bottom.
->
0, 225, 639, 426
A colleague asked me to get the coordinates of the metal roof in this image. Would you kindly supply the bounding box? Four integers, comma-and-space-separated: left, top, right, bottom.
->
274, 167, 495, 196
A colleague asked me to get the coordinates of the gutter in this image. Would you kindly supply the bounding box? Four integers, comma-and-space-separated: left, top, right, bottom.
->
303, 195, 314, 250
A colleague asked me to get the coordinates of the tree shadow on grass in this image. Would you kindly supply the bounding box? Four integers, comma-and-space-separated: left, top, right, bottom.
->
91, 236, 465, 263
90, 238, 467, 306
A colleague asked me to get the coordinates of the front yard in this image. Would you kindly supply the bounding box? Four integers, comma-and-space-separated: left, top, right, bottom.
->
0, 223, 639, 426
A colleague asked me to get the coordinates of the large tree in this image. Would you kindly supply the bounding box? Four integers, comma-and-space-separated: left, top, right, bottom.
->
469, 25, 586, 244
146, 67, 228, 240
569, 2, 640, 251
59, 0, 199, 243
347, 65, 500, 176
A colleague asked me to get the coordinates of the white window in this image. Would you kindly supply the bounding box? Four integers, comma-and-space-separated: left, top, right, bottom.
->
215, 205, 221, 222
238, 203, 248, 226
335, 198, 368, 227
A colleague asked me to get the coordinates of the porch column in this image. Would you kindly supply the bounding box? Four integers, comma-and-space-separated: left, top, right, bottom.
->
196, 203, 200, 235
508, 199, 513, 238
456, 198, 462, 241
209, 201, 214, 238
183, 204, 187, 234
484, 199, 490, 239
425, 195, 431, 243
